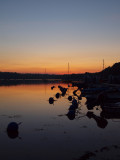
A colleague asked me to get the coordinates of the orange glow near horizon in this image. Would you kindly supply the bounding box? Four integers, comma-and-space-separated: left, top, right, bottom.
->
0, 58, 115, 74
0, 65, 102, 74
1, 1, 120, 76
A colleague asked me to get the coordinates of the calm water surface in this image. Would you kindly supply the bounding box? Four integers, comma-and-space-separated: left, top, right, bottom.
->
0, 83, 120, 160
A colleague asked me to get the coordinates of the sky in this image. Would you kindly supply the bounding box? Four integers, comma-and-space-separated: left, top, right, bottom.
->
0, 0, 120, 74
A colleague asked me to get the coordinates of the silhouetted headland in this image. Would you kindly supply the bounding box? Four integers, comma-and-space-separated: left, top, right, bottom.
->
0, 62, 120, 86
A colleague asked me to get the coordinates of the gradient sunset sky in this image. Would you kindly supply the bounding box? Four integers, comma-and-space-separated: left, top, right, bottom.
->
0, 0, 120, 74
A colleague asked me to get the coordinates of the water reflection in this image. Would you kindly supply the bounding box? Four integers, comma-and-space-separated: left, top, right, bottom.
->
48, 84, 120, 128
101, 110, 120, 119
66, 110, 76, 120
0, 83, 120, 160
86, 112, 108, 129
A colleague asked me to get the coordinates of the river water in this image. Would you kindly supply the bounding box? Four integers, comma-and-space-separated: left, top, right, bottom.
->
0, 83, 120, 160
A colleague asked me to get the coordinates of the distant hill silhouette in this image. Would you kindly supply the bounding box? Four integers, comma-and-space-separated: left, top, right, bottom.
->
0, 72, 62, 80
0, 62, 119, 81
100, 62, 120, 76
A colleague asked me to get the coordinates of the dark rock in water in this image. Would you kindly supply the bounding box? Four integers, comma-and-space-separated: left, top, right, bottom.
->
86, 102, 95, 110
7, 130, 19, 139
73, 89, 78, 96
49, 97, 54, 104
55, 93, 60, 99
68, 84, 70, 87
86, 112, 108, 128
78, 95, 82, 100
72, 99, 78, 108
7, 122, 18, 131
66, 110, 75, 120
51, 86, 55, 90
58, 85, 61, 88
69, 105, 77, 110
7, 122, 19, 139
61, 92, 66, 97
58, 86, 67, 95
68, 96, 72, 101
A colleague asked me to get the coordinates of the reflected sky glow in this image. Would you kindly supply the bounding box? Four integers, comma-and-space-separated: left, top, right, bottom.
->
0, 83, 120, 160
